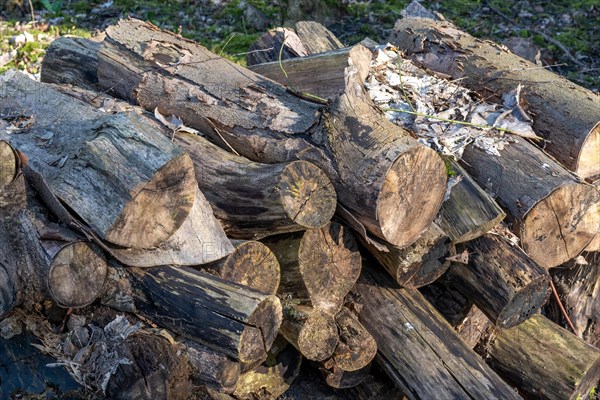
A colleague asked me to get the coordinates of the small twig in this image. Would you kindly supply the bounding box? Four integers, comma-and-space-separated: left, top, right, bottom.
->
549, 279, 578, 335
218, 33, 236, 57
204, 118, 240, 156
28, 0, 36, 25
396, 55, 416, 112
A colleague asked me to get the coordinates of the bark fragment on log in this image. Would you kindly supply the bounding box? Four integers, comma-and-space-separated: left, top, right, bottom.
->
360, 223, 455, 288
447, 234, 550, 328
481, 314, 600, 400
201, 240, 280, 295
176, 132, 336, 239
264, 222, 361, 314
354, 262, 522, 400
435, 158, 505, 243
390, 18, 600, 179
42, 21, 447, 248
0, 70, 198, 249
127, 266, 282, 364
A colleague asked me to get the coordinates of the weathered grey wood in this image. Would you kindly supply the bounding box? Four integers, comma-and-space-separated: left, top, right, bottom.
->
183, 339, 242, 394
447, 234, 550, 328
294, 21, 345, 54
127, 266, 282, 364
354, 261, 523, 400
0, 70, 198, 249
435, 158, 506, 243
360, 223, 455, 289
390, 18, 600, 179
481, 314, 600, 400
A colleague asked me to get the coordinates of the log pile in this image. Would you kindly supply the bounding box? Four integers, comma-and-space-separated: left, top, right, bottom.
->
1, 14, 599, 400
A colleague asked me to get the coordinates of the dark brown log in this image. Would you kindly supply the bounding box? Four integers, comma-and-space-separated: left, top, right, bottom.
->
0, 70, 199, 250
264, 222, 361, 314
480, 314, 600, 400
548, 253, 600, 347
321, 363, 371, 389
360, 223, 455, 289
233, 336, 302, 400
447, 234, 551, 328
354, 262, 523, 400
280, 304, 338, 362
329, 307, 377, 372
435, 158, 506, 243
183, 339, 241, 394
41, 22, 447, 249
176, 131, 337, 239
419, 275, 472, 326
201, 240, 280, 295
455, 305, 494, 350
127, 266, 282, 364
390, 18, 600, 179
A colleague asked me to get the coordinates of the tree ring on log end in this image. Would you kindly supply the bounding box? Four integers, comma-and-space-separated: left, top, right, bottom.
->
576, 121, 600, 178
278, 160, 337, 229
239, 295, 283, 364
48, 242, 108, 308
297, 309, 339, 361
105, 153, 197, 248
0, 140, 19, 189
497, 275, 550, 328
521, 183, 600, 268
378, 145, 446, 247
220, 241, 281, 295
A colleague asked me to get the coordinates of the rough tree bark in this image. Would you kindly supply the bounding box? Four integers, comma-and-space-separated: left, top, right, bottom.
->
390, 17, 600, 179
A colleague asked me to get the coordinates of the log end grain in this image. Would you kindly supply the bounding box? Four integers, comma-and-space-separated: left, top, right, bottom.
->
521, 183, 600, 268
496, 273, 550, 328
106, 153, 197, 248
332, 308, 377, 372
239, 295, 283, 364
378, 145, 446, 247
297, 309, 339, 362
278, 160, 337, 230
48, 242, 108, 308
0, 140, 19, 189
577, 121, 600, 178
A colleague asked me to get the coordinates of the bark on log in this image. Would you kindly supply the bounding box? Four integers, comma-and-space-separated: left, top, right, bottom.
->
176, 131, 336, 239
480, 314, 600, 400
233, 336, 302, 400
390, 18, 600, 179
360, 223, 455, 289
127, 266, 282, 364
547, 254, 600, 347
41, 21, 447, 249
183, 339, 242, 394
435, 158, 505, 243
201, 240, 280, 295
446, 234, 550, 328
264, 222, 361, 314
419, 272, 472, 326
279, 304, 338, 362
0, 70, 198, 250
354, 262, 523, 400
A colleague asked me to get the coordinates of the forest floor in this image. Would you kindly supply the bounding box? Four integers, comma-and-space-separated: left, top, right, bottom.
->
1, 0, 598, 91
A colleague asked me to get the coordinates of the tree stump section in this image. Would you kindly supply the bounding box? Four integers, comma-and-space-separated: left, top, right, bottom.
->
390, 17, 600, 179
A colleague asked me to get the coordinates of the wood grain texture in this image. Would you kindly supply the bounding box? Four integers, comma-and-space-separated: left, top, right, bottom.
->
0, 140, 19, 190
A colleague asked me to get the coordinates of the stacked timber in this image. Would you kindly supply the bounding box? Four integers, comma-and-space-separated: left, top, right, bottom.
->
0, 15, 598, 400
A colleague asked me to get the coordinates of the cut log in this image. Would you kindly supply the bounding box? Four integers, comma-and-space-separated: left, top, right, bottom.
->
0, 139, 20, 190
360, 223, 455, 289
183, 339, 242, 394
455, 306, 494, 350
390, 18, 600, 179
233, 336, 302, 400
41, 22, 447, 249
127, 266, 282, 364
264, 222, 361, 314
435, 158, 505, 243
279, 304, 338, 362
354, 262, 523, 400
329, 307, 377, 372
201, 240, 280, 295
419, 273, 472, 326
176, 131, 337, 239
446, 234, 550, 328
321, 363, 371, 389
481, 314, 600, 400
547, 253, 600, 347
249, 45, 371, 101
294, 21, 344, 54
0, 70, 198, 249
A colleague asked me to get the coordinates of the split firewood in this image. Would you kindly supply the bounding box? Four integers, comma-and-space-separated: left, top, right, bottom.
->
478, 314, 600, 400
201, 240, 281, 295
353, 261, 523, 400
445, 234, 551, 328
41, 21, 448, 249
263, 222, 361, 314
360, 223, 455, 289
0, 73, 234, 268
390, 17, 600, 179
246, 20, 343, 66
